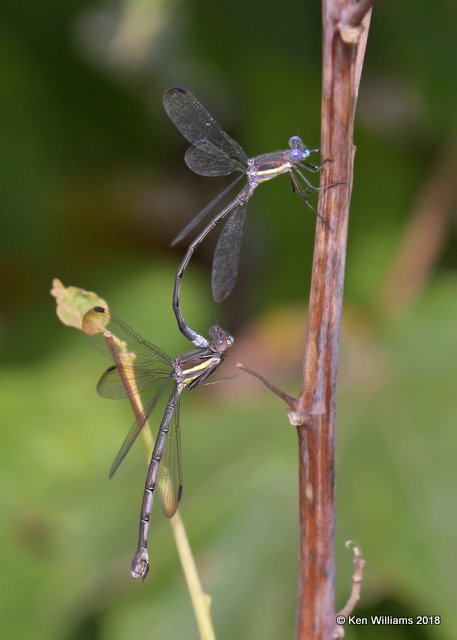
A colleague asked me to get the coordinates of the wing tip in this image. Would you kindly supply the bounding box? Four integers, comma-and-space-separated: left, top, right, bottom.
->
164, 85, 188, 98
170, 230, 186, 247
212, 282, 234, 303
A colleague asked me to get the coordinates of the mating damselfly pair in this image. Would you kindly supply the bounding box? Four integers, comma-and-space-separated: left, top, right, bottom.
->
83, 86, 322, 579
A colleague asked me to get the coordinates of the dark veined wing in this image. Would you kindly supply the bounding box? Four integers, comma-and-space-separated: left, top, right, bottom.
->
211, 199, 248, 302
82, 306, 171, 370
108, 375, 173, 478
157, 385, 183, 518
163, 87, 248, 176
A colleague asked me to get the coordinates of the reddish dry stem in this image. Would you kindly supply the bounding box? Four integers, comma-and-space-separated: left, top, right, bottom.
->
295, 2, 372, 637
341, 0, 375, 27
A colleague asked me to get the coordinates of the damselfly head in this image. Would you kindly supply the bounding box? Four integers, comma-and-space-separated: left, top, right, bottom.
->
208, 325, 234, 354
288, 135, 311, 162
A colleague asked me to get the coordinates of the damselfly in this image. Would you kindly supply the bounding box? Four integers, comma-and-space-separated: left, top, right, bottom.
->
164, 86, 323, 347
82, 306, 233, 580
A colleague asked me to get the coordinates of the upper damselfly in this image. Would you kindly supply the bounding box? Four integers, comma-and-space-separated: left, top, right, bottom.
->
83, 306, 233, 580
163, 86, 323, 347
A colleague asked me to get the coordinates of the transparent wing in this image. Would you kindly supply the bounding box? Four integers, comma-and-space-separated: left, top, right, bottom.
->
163, 87, 248, 175
108, 375, 173, 478
171, 173, 245, 246
96, 364, 170, 399
211, 200, 248, 302
82, 306, 171, 370
157, 386, 183, 518
184, 143, 246, 176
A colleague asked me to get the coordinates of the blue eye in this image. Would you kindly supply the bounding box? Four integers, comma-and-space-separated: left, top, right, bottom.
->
289, 135, 302, 149
290, 148, 303, 161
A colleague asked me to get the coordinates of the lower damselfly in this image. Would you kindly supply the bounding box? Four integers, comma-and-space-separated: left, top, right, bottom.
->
164, 86, 323, 347
83, 306, 233, 580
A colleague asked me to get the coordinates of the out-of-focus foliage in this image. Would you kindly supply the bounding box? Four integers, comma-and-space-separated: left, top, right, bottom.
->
1, 0, 456, 638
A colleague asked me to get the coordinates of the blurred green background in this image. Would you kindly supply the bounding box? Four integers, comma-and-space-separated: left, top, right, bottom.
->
1, 1, 457, 638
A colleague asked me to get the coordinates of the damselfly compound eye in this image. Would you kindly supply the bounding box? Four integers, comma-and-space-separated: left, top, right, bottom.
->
289, 135, 303, 149
289, 148, 304, 162
209, 325, 234, 352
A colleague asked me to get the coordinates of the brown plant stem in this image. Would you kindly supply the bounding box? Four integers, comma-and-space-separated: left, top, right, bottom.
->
295, 2, 372, 638
341, 0, 375, 28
